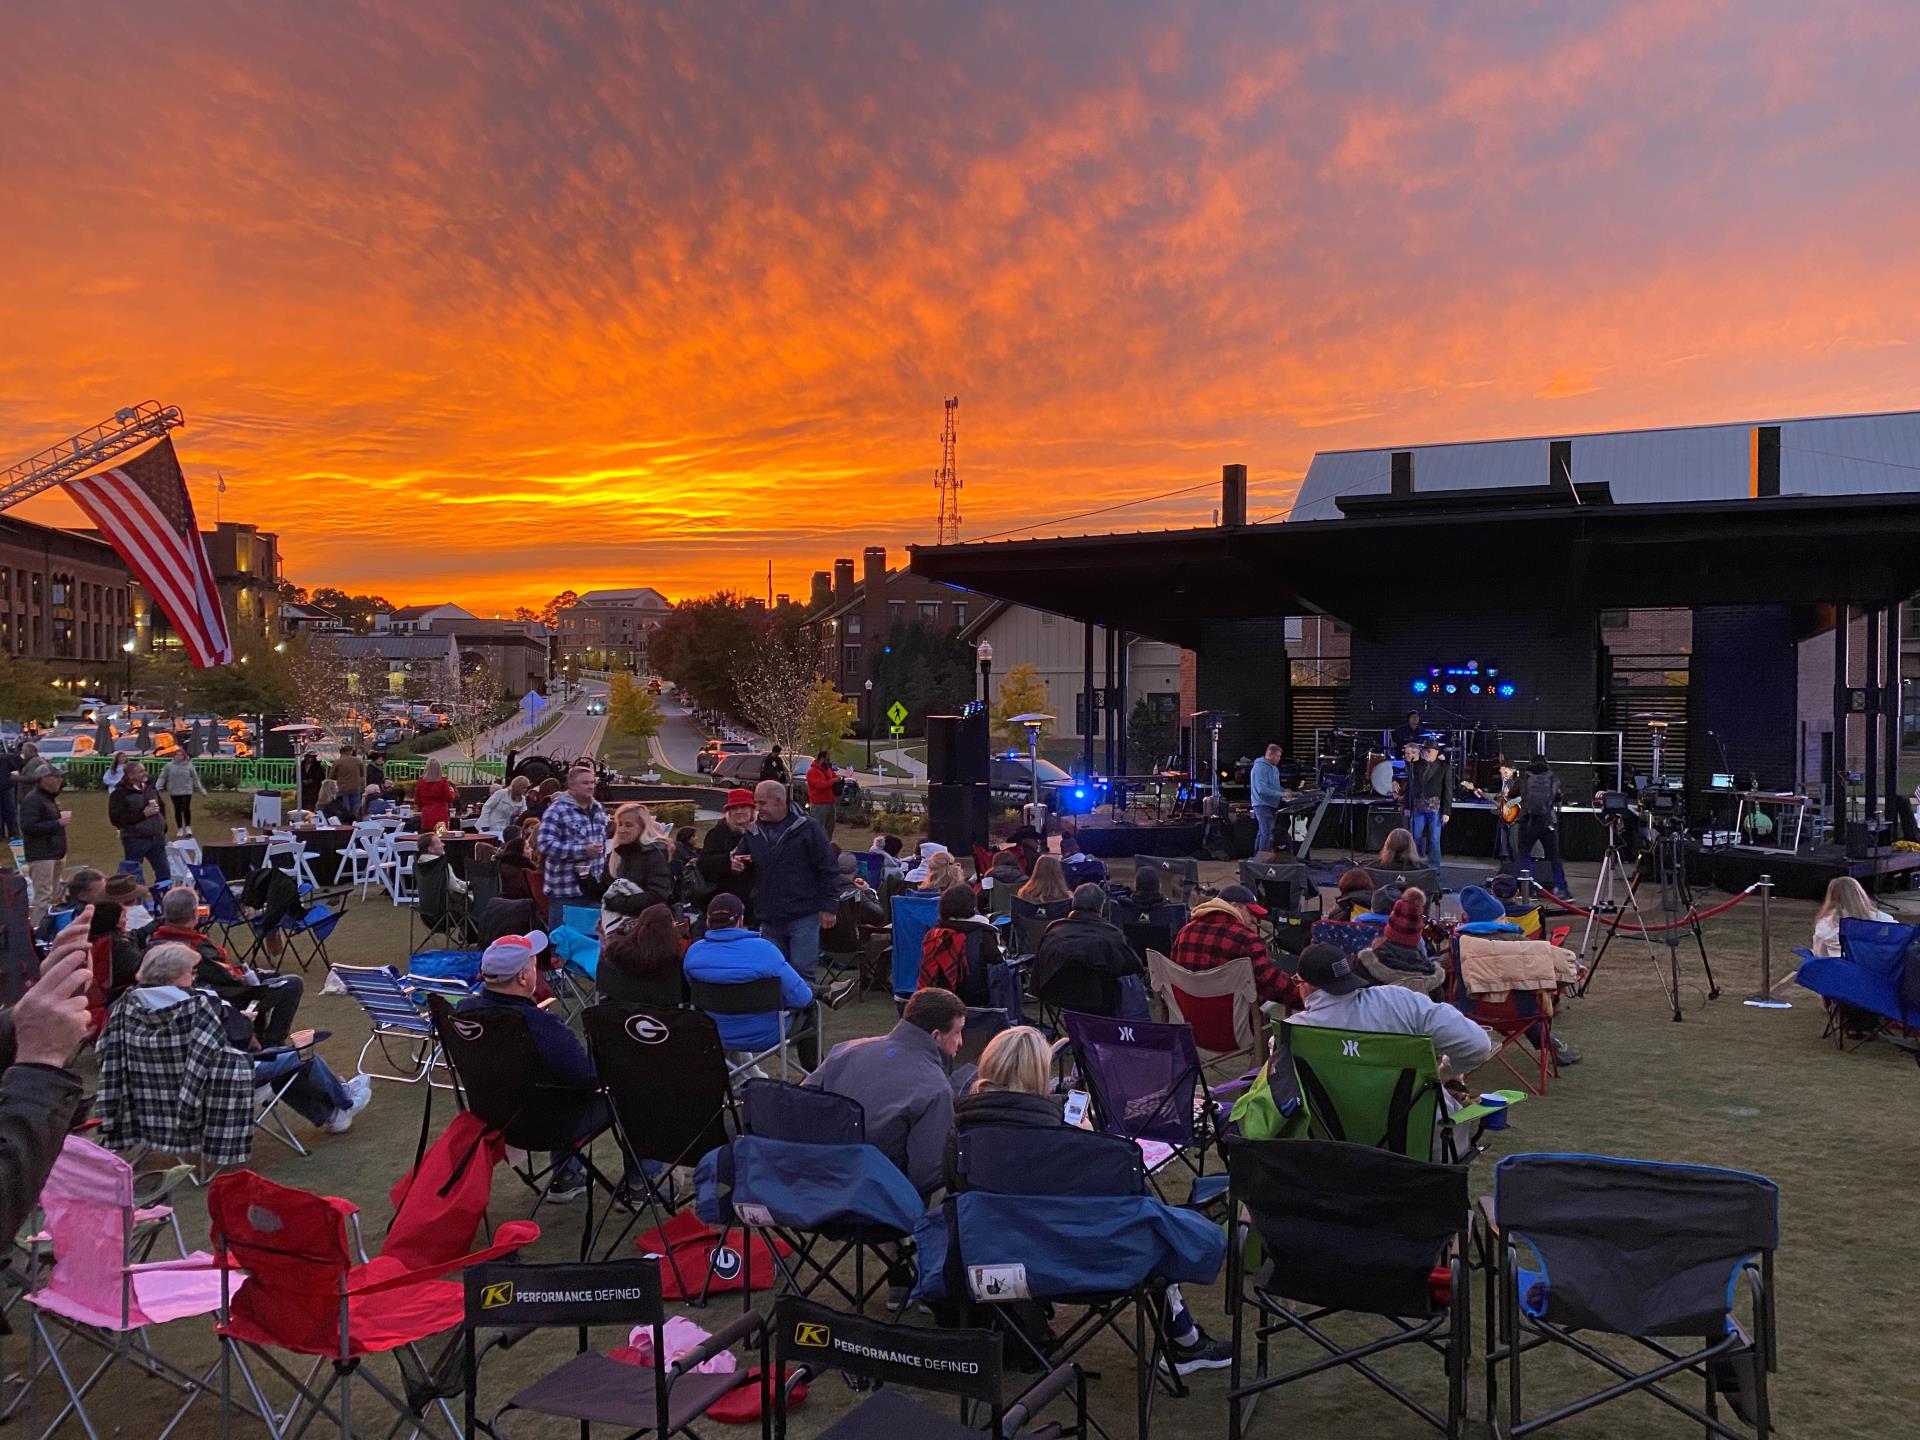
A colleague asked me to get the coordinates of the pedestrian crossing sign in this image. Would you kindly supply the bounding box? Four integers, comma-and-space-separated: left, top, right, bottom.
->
886, 701, 908, 726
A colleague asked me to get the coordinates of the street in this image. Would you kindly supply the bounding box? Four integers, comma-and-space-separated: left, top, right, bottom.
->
648, 696, 711, 774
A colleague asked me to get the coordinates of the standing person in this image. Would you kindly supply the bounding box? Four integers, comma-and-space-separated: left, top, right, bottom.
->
729, 778, 837, 981
594, 802, 673, 910
698, 790, 758, 919
332, 746, 366, 821
1249, 742, 1287, 860
536, 764, 610, 915
159, 752, 206, 835
1482, 760, 1522, 865
1511, 757, 1567, 894
107, 760, 168, 884
14, 742, 51, 810
1404, 739, 1452, 870
413, 757, 459, 832
804, 750, 839, 839
0, 736, 20, 843
298, 750, 326, 812
19, 769, 70, 930
365, 750, 387, 796
478, 776, 530, 837
759, 745, 790, 786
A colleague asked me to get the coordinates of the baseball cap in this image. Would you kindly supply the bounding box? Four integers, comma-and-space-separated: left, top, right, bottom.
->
480, 931, 549, 980
706, 892, 746, 925
724, 788, 754, 809
1217, 882, 1268, 918
1296, 942, 1367, 996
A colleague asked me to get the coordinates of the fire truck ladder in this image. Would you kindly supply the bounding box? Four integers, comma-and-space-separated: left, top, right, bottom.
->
0, 402, 184, 513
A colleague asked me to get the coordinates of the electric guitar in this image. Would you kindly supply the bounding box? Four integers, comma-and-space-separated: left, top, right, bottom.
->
1471, 785, 1521, 824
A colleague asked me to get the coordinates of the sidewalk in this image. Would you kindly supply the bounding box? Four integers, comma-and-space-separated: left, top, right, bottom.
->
878, 747, 928, 781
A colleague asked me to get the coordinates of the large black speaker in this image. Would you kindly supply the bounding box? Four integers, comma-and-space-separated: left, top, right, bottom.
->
927, 712, 990, 787
926, 783, 990, 854
1365, 804, 1404, 853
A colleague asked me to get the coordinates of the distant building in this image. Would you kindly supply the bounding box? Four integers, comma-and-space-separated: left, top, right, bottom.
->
805, 546, 977, 696
374, 602, 474, 635
426, 616, 550, 696
279, 602, 349, 637
556, 587, 672, 673
0, 512, 134, 696
319, 633, 460, 698
70, 519, 283, 659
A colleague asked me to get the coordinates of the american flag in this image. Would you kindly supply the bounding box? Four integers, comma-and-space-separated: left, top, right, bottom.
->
65, 436, 234, 668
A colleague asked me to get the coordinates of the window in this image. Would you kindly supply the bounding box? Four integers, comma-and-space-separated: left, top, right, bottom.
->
1598, 608, 1630, 629
1040, 612, 1056, 627
843, 643, 862, 676
887, 600, 905, 628
918, 601, 940, 623
845, 613, 861, 636
52, 618, 73, 657
952, 604, 967, 628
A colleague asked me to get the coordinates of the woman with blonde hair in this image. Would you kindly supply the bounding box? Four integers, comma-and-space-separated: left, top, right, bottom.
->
1016, 854, 1071, 906
595, 802, 672, 913
478, 774, 531, 837
1810, 875, 1891, 957
917, 851, 965, 894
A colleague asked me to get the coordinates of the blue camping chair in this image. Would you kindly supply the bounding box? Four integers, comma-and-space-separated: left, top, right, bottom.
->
331, 963, 480, 1085
890, 891, 940, 998
277, 901, 345, 974
1062, 1010, 1225, 1209
850, 850, 886, 888
1794, 917, 1920, 1051
1311, 919, 1384, 956
191, 862, 251, 954
1482, 1153, 1779, 1440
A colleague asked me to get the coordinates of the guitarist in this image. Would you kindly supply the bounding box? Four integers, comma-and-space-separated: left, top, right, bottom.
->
1471, 761, 1524, 863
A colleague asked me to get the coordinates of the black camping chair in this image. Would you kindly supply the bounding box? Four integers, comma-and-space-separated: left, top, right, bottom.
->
581, 1003, 740, 1285
770, 1293, 1087, 1440
1122, 918, 1176, 968
947, 1121, 1183, 1440
739, 1080, 914, 1314
426, 994, 618, 1255
689, 975, 816, 1082
463, 1257, 756, 1439
464, 857, 501, 915
412, 853, 476, 954
1481, 1153, 1779, 1439
1224, 1135, 1471, 1439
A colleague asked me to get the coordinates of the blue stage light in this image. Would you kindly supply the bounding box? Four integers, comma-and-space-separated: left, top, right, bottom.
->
1469, 684, 1481, 694
1412, 680, 1429, 694
1444, 683, 1457, 694
1074, 787, 1086, 799
1498, 682, 1516, 698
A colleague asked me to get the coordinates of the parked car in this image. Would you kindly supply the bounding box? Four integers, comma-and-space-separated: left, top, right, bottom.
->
697, 738, 753, 773
990, 753, 1094, 816
708, 751, 771, 786
31, 736, 90, 759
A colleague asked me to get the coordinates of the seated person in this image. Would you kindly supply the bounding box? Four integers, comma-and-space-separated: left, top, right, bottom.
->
985, 846, 1027, 892
360, 784, 394, 818
312, 779, 353, 825
913, 850, 964, 893
918, 882, 1005, 1007
1358, 889, 1443, 993
835, 851, 886, 929
86, 898, 146, 1033
456, 931, 601, 1201
1004, 826, 1044, 876
1457, 885, 1523, 938
1352, 886, 1399, 924
1113, 865, 1188, 929
596, 900, 687, 1007
1331, 868, 1375, 923
133, 943, 370, 1133
147, 886, 305, 1046
870, 833, 908, 882
1376, 826, 1425, 871
1029, 884, 1143, 1017
1811, 875, 1893, 957
1057, 834, 1108, 886
1289, 942, 1492, 1081
682, 892, 823, 1068
806, 986, 967, 1197
948, 1026, 1232, 1373
34, 867, 105, 949
1171, 883, 1300, 1009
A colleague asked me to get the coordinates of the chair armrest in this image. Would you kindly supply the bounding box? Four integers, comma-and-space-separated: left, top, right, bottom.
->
481, 1325, 541, 1357
668, 1309, 766, 1377
1001, 1364, 1081, 1437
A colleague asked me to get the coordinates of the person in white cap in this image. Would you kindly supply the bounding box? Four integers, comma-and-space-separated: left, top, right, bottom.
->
455, 930, 600, 1201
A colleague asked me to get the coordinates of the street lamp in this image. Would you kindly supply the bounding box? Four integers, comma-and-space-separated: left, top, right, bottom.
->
976, 640, 993, 704
864, 678, 874, 769
121, 636, 135, 700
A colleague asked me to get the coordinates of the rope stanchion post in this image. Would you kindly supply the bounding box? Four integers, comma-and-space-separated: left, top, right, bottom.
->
1744, 873, 1792, 1009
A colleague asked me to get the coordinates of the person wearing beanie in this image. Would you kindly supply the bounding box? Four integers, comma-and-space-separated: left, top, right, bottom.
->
1290, 941, 1492, 1087
1171, 883, 1300, 1009
1358, 889, 1444, 994
1458, 885, 1523, 938
697, 788, 759, 919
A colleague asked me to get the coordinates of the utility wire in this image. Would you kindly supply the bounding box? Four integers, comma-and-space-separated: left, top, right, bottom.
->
1779, 443, 1920, 475
968, 480, 1218, 543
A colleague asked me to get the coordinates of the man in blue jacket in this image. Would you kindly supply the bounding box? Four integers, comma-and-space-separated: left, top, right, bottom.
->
1249, 741, 1288, 859
730, 779, 839, 980
684, 892, 824, 1067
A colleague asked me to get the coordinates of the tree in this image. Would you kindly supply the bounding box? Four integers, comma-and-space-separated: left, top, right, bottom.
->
308, 587, 394, 634
651, 592, 762, 715
867, 621, 974, 736
607, 671, 664, 755
275, 578, 309, 603
187, 653, 299, 719
539, 590, 580, 628
735, 628, 818, 754
991, 663, 1052, 748
796, 678, 857, 758
1127, 695, 1176, 771
0, 659, 62, 725
435, 664, 513, 765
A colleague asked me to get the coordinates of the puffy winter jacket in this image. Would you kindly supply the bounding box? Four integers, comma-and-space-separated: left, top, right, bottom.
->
682, 927, 813, 1053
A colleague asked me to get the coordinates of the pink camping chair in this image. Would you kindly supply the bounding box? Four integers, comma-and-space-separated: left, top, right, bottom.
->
11, 1134, 235, 1440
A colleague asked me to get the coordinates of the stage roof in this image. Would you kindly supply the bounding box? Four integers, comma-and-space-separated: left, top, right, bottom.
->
908, 492, 1920, 646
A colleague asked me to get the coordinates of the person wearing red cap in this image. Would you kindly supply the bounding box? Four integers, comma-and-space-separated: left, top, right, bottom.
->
1169, 883, 1300, 1009
696, 788, 758, 919
1358, 888, 1444, 993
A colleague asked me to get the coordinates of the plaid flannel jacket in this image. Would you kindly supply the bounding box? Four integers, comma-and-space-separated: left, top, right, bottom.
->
1170, 910, 1301, 1009
537, 794, 610, 902
97, 990, 254, 1167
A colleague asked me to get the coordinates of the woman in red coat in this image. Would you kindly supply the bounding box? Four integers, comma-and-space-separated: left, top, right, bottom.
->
413, 758, 459, 833
804, 750, 839, 839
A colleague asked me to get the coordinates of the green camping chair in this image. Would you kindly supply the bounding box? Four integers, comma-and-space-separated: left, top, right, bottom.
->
1279, 1021, 1516, 1163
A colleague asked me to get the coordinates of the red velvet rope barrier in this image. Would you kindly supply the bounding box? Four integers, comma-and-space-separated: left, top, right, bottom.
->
1528, 884, 1757, 933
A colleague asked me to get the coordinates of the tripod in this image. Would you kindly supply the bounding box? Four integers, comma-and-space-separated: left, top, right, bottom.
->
1581, 825, 1720, 1021
1577, 821, 1655, 981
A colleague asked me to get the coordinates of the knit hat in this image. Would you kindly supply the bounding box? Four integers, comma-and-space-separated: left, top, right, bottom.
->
1384, 895, 1425, 949
480, 931, 549, 980
1336, 869, 1372, 897
724, 787, 754, 809
836, 851, 859, 876
1460, 886, 1506, 925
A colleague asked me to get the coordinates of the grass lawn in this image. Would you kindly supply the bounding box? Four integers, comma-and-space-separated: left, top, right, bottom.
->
18, 789, 1920, 1439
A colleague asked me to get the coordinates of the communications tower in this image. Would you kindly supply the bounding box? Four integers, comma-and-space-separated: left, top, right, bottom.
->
933, 396, 960, 545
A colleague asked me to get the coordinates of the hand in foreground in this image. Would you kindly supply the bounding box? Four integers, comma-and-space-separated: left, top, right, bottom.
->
11, 913, 95, 1069
819, 911, 837, 929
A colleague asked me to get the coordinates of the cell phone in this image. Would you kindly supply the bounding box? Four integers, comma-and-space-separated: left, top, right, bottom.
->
1062, 1089, 1091, 1127
89, 901, 122, 939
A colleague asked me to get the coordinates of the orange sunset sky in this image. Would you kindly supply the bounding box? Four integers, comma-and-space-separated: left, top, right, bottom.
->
4, 1, 1919, 613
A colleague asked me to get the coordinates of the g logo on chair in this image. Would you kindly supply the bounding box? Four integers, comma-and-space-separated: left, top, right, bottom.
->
625, 1014, 670, 1045
451, 1019, 485, 1041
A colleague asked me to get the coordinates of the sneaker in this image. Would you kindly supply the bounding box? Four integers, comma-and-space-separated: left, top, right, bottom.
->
327, 1107, 356, 1134
1161, 1330, 1234, 1375
822, 978, 858, 1010
547, 1175, 589, 1204
344, 1074, 373, 1115
1551, 1035, 1583, 1066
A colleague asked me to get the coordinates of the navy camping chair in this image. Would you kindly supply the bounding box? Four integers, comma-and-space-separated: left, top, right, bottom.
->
1794, 916, 1920, 1052
1481, 1154, 1779, 1440
192, 862, 263, 963
729, 1080, 922, 1314
890, 890, 940, 998
1061, 1010, 1225, 1209
850, 850, 886, 889
1224, 1136, 1471, 1439
1310, 918, 1384, 957
277, 900, 345, 973
1010, 896, 1070, 955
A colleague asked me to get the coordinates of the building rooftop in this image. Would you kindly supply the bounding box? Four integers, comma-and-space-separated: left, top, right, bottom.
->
576, 587, 671, 608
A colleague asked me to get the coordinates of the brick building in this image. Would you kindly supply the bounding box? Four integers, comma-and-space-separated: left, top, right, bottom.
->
0, 513, 134, 695
556, 588, 671, 673
806, 546, 978, 694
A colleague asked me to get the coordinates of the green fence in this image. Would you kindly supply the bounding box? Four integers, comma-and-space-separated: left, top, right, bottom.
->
48, 755, 505, 791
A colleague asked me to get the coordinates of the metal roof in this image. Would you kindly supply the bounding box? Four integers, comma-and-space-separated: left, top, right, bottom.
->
1291, 409, 1920, 520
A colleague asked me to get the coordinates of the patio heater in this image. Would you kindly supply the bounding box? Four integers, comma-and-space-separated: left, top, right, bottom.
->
1011, 711, 1054, 832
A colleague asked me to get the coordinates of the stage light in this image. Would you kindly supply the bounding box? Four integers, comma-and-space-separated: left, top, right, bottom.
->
1498, 682, 1516, 698
1428, 667, 1440, 677
1412, 680, 1429, 694
1469, 684, 1481, 694
1074, 787, 1086, 799
1444, 683, 1457, 694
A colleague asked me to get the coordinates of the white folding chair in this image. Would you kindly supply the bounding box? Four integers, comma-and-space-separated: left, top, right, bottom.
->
341, 822, 386, 896
376, 837, 419, 905
266, 832, 319, 893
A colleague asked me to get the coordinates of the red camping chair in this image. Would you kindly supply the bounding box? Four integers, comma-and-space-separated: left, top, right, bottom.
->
1145, 950, 1264, 1080
1445, 933, 1558, 1096
207, 1170, 537, 1440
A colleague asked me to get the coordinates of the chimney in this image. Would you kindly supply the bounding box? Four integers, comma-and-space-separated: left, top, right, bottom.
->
833, 558, 855, 607
1220, 464, 1247, 527
863, 546, 887, 594
1750, 425, 1781, 498
810, 570, 832, 610
1390, 451, 1414, 497
1549, 439, 1573, 492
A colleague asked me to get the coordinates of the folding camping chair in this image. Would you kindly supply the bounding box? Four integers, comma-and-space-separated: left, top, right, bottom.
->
689, 975, 815, 1083
1060, 1009, 1224, 1208
191, 862, 267, 966
1481, 1153, 1778, 1439
208, 1168, 537, 1440
1310, 918, 1384, 956
1009, 896, 1069, 956
461, 1258, 755, 1439
1794, 916, 1920, 1053
332, 963, 474, 1085
465, 856, 502, 914
276, 899, 346, 974
411, 854, 476, 954
770, 1293, 1088, 1440
1446, 932, 1562, 1095
582, 1004, 740, 1276
1282, 1020, 1508, 1164
8, 1136, 232, 1440
890, 890, 941, 996
248, 1033, 341, 1158
1145, 950, 1263, 1080
936, 1121, 1227, 1440
426, 994, 621, 1251
732, 1081, 922, 1314
1224, 1136, 1471, 1439
1366, 864, 1443, 899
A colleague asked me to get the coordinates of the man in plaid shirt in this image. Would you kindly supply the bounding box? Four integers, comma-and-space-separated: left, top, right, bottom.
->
537, 764, 610, 908
1170, 883, 1301, 1010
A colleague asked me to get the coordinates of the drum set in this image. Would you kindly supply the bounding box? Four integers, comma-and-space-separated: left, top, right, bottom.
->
1316, 727, 1507, 798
